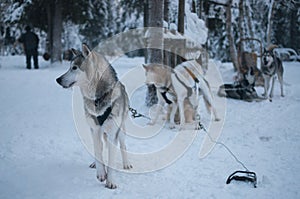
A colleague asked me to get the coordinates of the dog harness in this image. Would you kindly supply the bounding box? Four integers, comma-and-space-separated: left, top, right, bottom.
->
159, 65, 200, 104
183, 66, 199, 83
161, 91, 173, 104
94, 90, 114, 126
96, 106, 112, 126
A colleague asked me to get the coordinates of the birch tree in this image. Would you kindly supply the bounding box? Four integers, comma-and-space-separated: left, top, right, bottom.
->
266, 0, 275, 46
226, 0, 238, 70
238, 0, 245, 51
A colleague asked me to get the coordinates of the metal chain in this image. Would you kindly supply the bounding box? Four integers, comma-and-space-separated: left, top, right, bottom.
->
129, 107, 151, 120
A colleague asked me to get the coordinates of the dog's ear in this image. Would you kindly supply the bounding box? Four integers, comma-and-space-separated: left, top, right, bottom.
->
263, 48, 267, 53
71, 48, 81, 57
249, 67, 254, 75
82, 43, 91, 58
142, 64, 148, 71
196, 54, 202, 65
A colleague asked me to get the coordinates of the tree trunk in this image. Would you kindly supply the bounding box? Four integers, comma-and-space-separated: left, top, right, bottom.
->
238, 0, 245, 52
266, 0, 275, 46
198, 0, 203, 19
178, 0, 185, 34
226, 0, 238, 71
289, 6, 297, 50
52, 0, 62, 63
144, 0, 149, 63
191, 0, 196, 13
244, 0, 255, 51
164, 0, 169, 24
46, 2, 53, 58
46, 0, 62, 63
145, 0, 164, 107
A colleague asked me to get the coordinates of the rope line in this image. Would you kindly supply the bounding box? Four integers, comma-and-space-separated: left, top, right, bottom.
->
199, 123, 250, 171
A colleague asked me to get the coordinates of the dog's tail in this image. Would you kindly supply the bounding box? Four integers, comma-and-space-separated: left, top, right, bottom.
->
267, 44, 278, 52
217, 85, 227, 97
198, 78, 220, 121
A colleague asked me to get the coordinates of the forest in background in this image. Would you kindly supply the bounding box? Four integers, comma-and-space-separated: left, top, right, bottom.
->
0, 0, 299, 63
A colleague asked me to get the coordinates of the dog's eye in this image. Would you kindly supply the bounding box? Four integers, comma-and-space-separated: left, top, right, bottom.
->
72, 66, 78, 70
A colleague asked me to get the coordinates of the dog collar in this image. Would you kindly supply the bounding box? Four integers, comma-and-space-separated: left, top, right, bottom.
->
94, 90, 113, 107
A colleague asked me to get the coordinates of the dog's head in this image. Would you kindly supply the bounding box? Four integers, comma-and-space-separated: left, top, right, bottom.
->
262, 45, 279, 67
143, 63, 172, 88
262, 48, 274, 67
56, 44, 94, 88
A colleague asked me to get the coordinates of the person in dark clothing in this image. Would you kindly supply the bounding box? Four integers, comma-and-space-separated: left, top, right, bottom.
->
18, 26, 39, 69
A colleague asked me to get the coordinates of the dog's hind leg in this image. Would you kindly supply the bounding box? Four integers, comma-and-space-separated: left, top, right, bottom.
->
119, 123, 132, 170
201, 79, 219, 121
169, 102, 178, 129
203, 96, 220, 121
278, 72, 284, 97
177, 99, 186, 129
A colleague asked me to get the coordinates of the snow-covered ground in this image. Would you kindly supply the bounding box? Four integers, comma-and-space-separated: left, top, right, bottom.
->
0, 55, 299, 199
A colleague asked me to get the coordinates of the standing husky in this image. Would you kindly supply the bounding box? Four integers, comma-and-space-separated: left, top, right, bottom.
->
261, 45, 284, 101
144, 59, 219, 129
56, 44, 132, 189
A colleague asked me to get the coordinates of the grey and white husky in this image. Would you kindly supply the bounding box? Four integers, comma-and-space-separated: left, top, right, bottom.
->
143, 59, 219, 129
261, 45, 284, 101
56, 44, 132, 189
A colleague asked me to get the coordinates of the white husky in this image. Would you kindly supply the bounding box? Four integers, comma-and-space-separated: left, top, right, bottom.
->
56, 44, 132, 189
144, 59, 219, 129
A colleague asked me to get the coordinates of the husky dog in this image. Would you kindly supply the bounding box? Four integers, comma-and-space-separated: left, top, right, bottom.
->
143, 59, 219, 129
261, 45, 284, 101
218, 67, 263, 102
56, 44, 132, 189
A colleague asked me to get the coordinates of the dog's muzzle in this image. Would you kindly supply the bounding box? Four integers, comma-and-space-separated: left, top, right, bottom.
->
263, 58, 268, 66
56, 77, 74, 88
56, 77, 62, 85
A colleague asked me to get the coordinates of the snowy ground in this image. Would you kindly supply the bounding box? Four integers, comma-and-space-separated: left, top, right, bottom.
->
0, 55, 299, 199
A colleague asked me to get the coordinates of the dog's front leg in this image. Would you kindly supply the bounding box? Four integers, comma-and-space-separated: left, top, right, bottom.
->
278, 73, 284, 97
148, 90, 165, 125
119, 123, 132, 170
178, 99, 186, 130
169, 102, 178, 129
106, 137, 118, 189
269, 76, 276, 102
90, 127, 107, 182
263, 75, 270, 98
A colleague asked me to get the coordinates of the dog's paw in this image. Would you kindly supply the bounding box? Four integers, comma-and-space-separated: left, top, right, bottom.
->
123, 164, 133, 170
262, 93, 268, 98
97, 173, 107, 182
281, 94, 285, 97
169, 124, 176, 129
147, 121, 155, 126
214, 118, 221, 122
105, 181, 117, 189
89, 162, 96, 169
